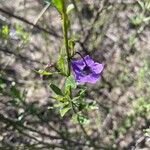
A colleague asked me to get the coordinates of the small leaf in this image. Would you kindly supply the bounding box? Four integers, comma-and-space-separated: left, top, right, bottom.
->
68, 39, 75, 49
68, 39, 75, 56
65, 75, 77, 90
130, 14, 144, 26
143, 16, 150, 22
1, 25, 9, 39
129, 34, 137, 47
57, 55, 67, 75
54, 101, 69, 108
0, 77, 6, 93
86, 102, 98, 110
54, 96, 67, 102
72, 88, 86, 102
71, 114, 90, 125
53, 94, 70, 102
72, 96, 80, 102
52, 0, 63, 13
50, 84, 64, 96
79, 88, 86, 98
71, 114, 78, 123
60, 106, 71, 117
37, 70, 53, 76
67, 4, 74, 14
11, 85, 22, 100
137, 1, 145, 10
78, 103, 86, 111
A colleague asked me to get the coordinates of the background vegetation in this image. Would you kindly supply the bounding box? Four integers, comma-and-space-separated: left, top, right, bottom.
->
0, 0, 150, 149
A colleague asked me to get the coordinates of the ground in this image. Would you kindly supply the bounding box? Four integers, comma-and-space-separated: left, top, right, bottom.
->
0, 0, 150, 150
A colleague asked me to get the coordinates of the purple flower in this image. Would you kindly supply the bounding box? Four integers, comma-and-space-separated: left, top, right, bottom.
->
71, 55, 104, 84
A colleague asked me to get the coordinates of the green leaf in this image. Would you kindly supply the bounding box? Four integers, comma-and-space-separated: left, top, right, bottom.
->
79, 88, 86, 98
129, 34, 137, 47
37, 70, 53, 76
1, 25, 9, 39
65, 75, 77, 90
57, 55, 67, 75
54, 95, 69, 102
50, 84, 64, 96
78, 103, 86, 111
72, 96, 80, 102
137, 1, 145, 10
11, 85, 22, 100
68, 39, 75, 56
68, 39, 75, 49
54, 101, 69, 108
145, 1, 150, 10
52, 0, 63, 13
130, 14, 144, 26
60, 106, 71, 117
71, 114, 90, 125
0, 77, 6, 93
72, 88, 86, 103
86, 102, 98, 110
67, 4, 74, 14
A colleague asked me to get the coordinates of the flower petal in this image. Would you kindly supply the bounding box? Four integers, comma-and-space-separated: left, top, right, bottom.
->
76, 73, 100, 84
71, 59, 85, 70
84, 55, 94, 65
92, 63, 104, 74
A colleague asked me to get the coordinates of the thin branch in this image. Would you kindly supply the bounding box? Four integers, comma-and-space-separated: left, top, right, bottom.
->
33, 3, 50, 26
0, 47, 45, 66
0, 113, 61, 139
0, 7, 61, 38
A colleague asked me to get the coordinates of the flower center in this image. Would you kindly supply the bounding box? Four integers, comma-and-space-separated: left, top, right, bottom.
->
82, 66, 92, 75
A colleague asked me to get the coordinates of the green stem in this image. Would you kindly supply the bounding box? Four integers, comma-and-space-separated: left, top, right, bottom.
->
61, 0, 70, 77
61, 3, 98, 147
61, 0, 72, 99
